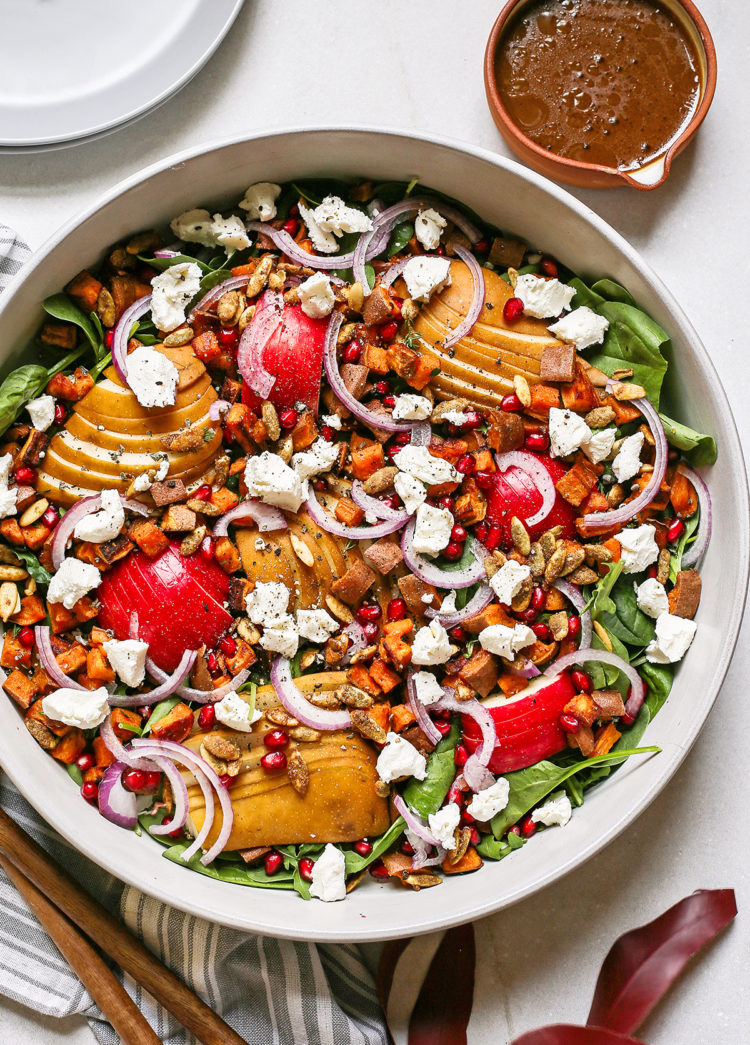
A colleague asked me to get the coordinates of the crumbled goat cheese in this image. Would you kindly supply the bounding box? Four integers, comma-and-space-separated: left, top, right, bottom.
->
155, 459, 169, 481
150, 262, 202, 332
210, 213, 251, 253
440, 410, 470, 426
618, 524, 660, 574
0, 454, 13, 486
415, 207, 447, 250
393, 472, 427, 515
47, 558, 101, 610
636, 578, 669, 619
127, 347, 180, 408
612, 432, 644, 483
296, 609, 339, 643
646, 612, 697, 664
582, 427, 616, 464
392, 394, 433, 421
428, 803, 461, 850
548, 306, 609, 350
411, 620, 456, 666
309, 843, 347, 902
312, 195, 373, 236
259, 615, 299, 659
439, 592, 457, 615
73, 489, 124, 544
42, 687, 109, 730
244, 452, 305, 512
245, 581, 290, 625
421, 593, 434, 604
413, 670, 444, 706
133, 473, 152, 492
393, 445, 459, 485
214, 691, 261, 732
0, 455, 17, 519
489, 560, 531, 606
321, 413, 342, 430
549, 407, 592, 458
103, 639, 149, 688
479, 622, 535, 659
169, 208, 216, 247
412, 503, 453, 558
514, 273, 575, 319
238, 182, 282, 221
531, 791, 572, 827
467, 778, 510, 821
254, 537, 266, 551
403, 256, 452, 303
298, 272, 335, 319
376, 731, 427, 783
291, 439, 339, 482
26, 395, 55, 432
297, 201, 338, 253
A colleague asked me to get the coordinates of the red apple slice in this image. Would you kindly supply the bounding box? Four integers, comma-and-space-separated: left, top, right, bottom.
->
485, 452, 576, 547
462, 672, 576, 773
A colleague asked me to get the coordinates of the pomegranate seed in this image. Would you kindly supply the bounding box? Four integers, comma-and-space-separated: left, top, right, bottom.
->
298, 857, 315, 882
567, 615, 581, 638
356, 603, 382, 624
200, 536, 215, 562
462, 411, 482, 430
474, 521, 490, 542
503, 297, 525, 323
42, 507, 59, 528
18, 626, 35, 649
217, 325, 239, 348
313, 478, 326, 491
14, 466, 35, 485
474, 239, 489, 253
508, 824, 522, 837
520, 814, 537, 838
53, 403, 67, 425
446, 783, 465, 806
541, 257, 559, 278
469, 827, 482, 846
621, 710, 636, 727
219, 635, 236, 656
198, 705, 215, 730
282, 218, 299, 236
461, 808, 475, 825
261, 751, 287, 772
122, 769, 147, 793
374, 380, 390, 395
532, 622, 552, 642
483, 524, 502, 551
81, 781, 98, 803
474, 470, 494, 490
380, 320, 398, 341
289, 202, 300, 217
75, 752, 95, 772
264, 729, 290, 750
321, 425, 334, 442
434, 246, 445, 256
279, 408, 298, 430
391, 294, 403, 309
501, 393, 522, 412
647, 564, 658, 579
343, 339, 363, 364
138, 707, 152, 721
433, 719, 452, 736
571, 669, 593, 693
531, 587, 547, 612
207, 652, 219, 673
144, 771, 161, 792
667, 518, 685, 542
518, 606, 539, 623
525, 430, 550, 452
382, 394, 396, 408
449, 626, 467, 646
370, 860, 389, 880
167, 826, 184, 839
354, 839, 372, 857
400, 839, 414, 855
434, 497, 453, 514
387, 597, 407, 622
362, 622, 380, 642
559, 713, 580, 734
455, 453, 475, 476
381, 493, 401, 510
193, 484, 212, 501
450, 524, 468, 543
442, 541, 463, 561
393, 429, 412, 445
265, 851, 284, 875
105, 329, 115, 349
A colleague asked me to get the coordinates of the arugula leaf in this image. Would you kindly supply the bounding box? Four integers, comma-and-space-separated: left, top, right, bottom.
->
401, 721, 459, 818
659, 412, 717, 466
142, 697, 182, 735
0, 365, 49, 438
344, 817, 405, 875
42, 293, 102, 355
12, 547, 51, 586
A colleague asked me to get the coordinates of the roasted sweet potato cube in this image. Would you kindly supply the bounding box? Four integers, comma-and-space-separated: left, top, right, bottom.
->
668, 569, 701, 619
40, 321, 77, 350
442, 846, 483, 875
86, 647, 116, 683
129, 519, 169, 559
73, 596, 99, 623
10, 594, 47, 626
462, 603, 515, 634
224, 638, 256, 675
161, 505, 197, 533
385, 343, 418, 381
22, 520, 54, 551
65, 271, 103, 313
407, 350, 441, 391
215, 536, 242, 574
228, 576, 252, 614
93, 735, 116, 767
340, 363, 369, 401
592, 722, 622, 756
4, 669, 41, 709
540, 343, 577, 383
15, 428, 50, 467
209, 487, 239, 515
55, 643, 88, 676
346, 663, 382, 696
148, 701, 193, 743
110, 707, 141, 741
369, 658, 402, 693
192, 329, 221, 365
561, 364, 599, 413
361, 343, 389, 374
350, 442, 385, 480
0, 518, 25, 546
331, 560, 376, 607
1, 632, 31, 670
390, 704, 416, 732
564, 692, 599, 727
334, 498, 365, 527
489, 236, 526, 268
291, 411, 318, 451
47, 601, 77, 634
397, 574, 441, 619
362, 284, 394, 326
458, 649, 499, 698
51, 729, 87, 764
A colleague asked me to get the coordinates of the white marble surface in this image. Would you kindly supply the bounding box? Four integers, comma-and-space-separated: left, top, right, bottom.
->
0, 1, 747, 1041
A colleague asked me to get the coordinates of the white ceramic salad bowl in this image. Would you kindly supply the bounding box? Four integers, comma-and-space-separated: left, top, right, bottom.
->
0, 128, 746, 942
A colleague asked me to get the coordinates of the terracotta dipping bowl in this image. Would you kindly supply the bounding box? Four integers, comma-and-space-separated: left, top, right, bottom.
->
484, 0, 717, 190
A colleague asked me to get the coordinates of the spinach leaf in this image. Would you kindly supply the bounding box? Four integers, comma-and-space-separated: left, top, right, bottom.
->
401, 720, 459, 818
0, 365, 48, 437
387, 221, 414, 258
140, 253, 210, 274
162, 843, 295, 889
66, 763, 83, 786
343, 817, 405, 875
12, 547, 51, 586
589, 278, 635, 306
598, 576, 655, 647
142, 697, 182, 735
42, 294, 102, 355
659, 412, 717, 466
640, 661, 674, 717
476, 829, 526, 861
590, 558, 624, 618
669, 510, 700, 581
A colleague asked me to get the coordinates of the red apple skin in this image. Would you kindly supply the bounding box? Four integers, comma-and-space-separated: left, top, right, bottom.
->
241, 293, 328, 415
97, 541, 232, 673
462, 672, 576, 773
486, 452, 576, 548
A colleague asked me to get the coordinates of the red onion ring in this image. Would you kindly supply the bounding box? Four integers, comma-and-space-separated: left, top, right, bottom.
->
270, 656, 351, 731
444, 245, 485, 349
351, 224, 391, 290
50, 493, 151, 570
208, 399, 230, 422
392, 794, 440, 847
306, 485, 406, 540
351, 480, 409, 523
153, 249, 180, 259
438, 689, 497, 766
546, 648, 645, 720
111, 295, 152, 384
109, 649, 197, 707
236, 289, 282, 398
342, 621, 367, 665
495, 450, 557, 529
246, 221, 364, 270
462, 755, 496, 793
188, 273, 250, 321
35, 626, 86, 691
381, 257, 415, 288
552, 579, 593, 649
425, 583, 494, 626
144, 755, 190, 837
178, 765, 215, 863
401, 519, 489, 589
100, 714, 157, 771
212, 499, 287, 537
516, 659, 542, 680
97, 762, 138, 829
146, 660, 252, 705
406, 672, 442, 746
678, 464, 712, 567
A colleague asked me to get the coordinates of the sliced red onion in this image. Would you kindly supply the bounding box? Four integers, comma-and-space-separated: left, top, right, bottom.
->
495, 450, 557, 529
153, 249, 180, 259
438, 689, 497, 766
351, 480, 409, 523
406, 672, 442, 746
426, 583, 494, 626
462, 755, 496, 793
111, 295, 153, 384
145, 755, 189, 837
271, 656, 351, 731
516, 659, 542, 680
372, 198, 481, 248
50, 493, 151, 570
410, 422, 432, 447
342, 621, 367, 664
146, 660, 251, 705
109, 649, 197, 707
245, 221, 363, 270
546, 647, 645, 720
236, 289, 282, 398
306, 486, 406, 540
97, 762, 138, 829
381, 257, 414, 288
553, 579, 593, 649
100, 714, 157, 771
179, 765, 215, 863
582, 386, 668, 533
188, 273, 251, 321
35, 626, 86, 691
401, 519, 489, 589
412, 847, 447, 870
678, 464, 712, 567
444, 245, 485, 350
208, 399, 230, 422
212, 499, 287, 537
392, 794, 440, 847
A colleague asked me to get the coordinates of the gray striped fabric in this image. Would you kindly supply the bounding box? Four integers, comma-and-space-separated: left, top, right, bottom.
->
0, 226, 389, 1045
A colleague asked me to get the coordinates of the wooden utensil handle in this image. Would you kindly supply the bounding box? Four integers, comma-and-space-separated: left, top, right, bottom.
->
0, 808, 247, 1045
0, 854, 162, 1045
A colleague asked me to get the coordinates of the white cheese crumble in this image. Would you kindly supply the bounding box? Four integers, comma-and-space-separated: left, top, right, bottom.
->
42, 686, 109, 730
412, 503, 453, 558
26, 395, 55, 432
132, 473, 152, 493
402, 256, 452, 303
297, 201, 338, 253
415, 207, 447, 250
291, 439, 339, 482
238, 182, 282, 221
514, 274, 575, 319
73, 489, 124, 544
548, 306, 609, 350
467, 778, 510, 821
312, 195, 373, 236
411, 620, 456, 666
0, 454, 17, 520
298, 272, 335, 319
428, 803, 461, 850
548, 407, 592, 458
296, 608, 339, 644
439, 592, 457, 615
155, 459, 169, 481
531, 791, 572, 828
440, 410, 470, 426
245, 581, 290, 625
646, 612, 697, 664
244, 452, 305, 512
210, 213, 251, 253
47, 558, 101, 610
214, 691, 261, 732
489, 560, 531, 606
259, 616, 299, 659
321, 413, 342, 430
309, 843, 347, 902
150, 261, 202, 332
103, 639, 149, 688
393, 445, 459, 486
412, 670, 444, 706
393, 472, 427, 515
392, 394, 432, 421
612, 432, 644, 483
479, 622, 535, 659
618, 524, 660, 574
636, 578, 669, 619
127, 346, 180, 409
582, 427, 616, 464
169, 208, 216, 247
376, 731, 427, 783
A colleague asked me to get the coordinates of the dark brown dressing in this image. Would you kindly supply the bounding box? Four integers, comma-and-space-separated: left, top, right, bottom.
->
495, 0, 701, 170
